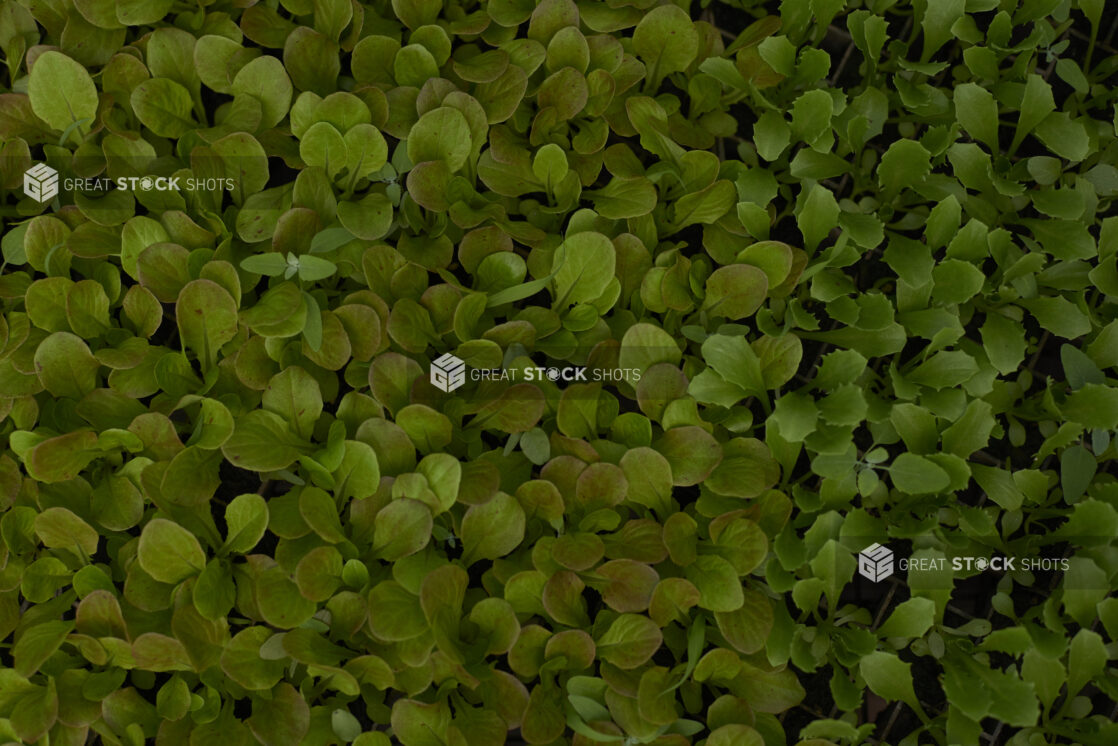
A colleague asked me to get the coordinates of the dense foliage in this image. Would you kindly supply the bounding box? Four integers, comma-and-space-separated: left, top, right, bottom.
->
1, 0, 1117, 744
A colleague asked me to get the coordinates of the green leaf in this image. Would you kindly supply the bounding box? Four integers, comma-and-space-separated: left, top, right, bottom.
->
176, 279, 239, 371
156, 676, 192, 721
672, 180, 736, 229
1022, 650, 1065, 712
1012, 74, 1056, 150
193, 558, 236, 620
1067, 629, 1107, 697
131, 78, 197, 137
945, 653, 1039, 727
860, 651, 919, 711
632, 4, 698, 88
248, 683, 310, 746
299, 486, 346, 543
970, 465, 1025, 511
372, 499, 432, 560
954, 83, 998, 149
25, 431, 99, 483
66, 279, 111, 337
408, 107, 472, 172
222, 410, 310, 471
707, 725, 764, 746
257, 567, 317, 629
338, 192, 392, 240
232, 56, 294, 129
597, 614, 663, 669
753, 111, 791, 161
33, 332, 100, 399
223, 493, 269, 554
1034, 111, 1089, 161
532, 143, 568, 190
618, 322, 682, 380
368, 581, 427, 641
221, 628, 286, 690
461, 492, 526, 565
685, 555, 744, 612
932, 259, 984, 305
796, 183, 840, 251
552, 231, 616, 306
879, 139, 931, 193
1059, 445, 1096, 501
941, 399, 994, 458
877, 597, 935, 638
14, 620, 74, 677
34, 507, 99, 558
137, 518, 206, 584
394, 43, 440, 87
332, 709, 362, 742
263, 366, 323, 441
415, 452, 459, 513
301, 291, 324, 352
300, 121, 348, 177
701, 334, 764, 399
889, 453, 950, 494
982, 313, 1027, 374
28, 52, 99, 136
391, 699, 451, 746
1061, 383, 1118, 429
907, 350, 979, 389
757, 35, 795, 76
117, 0, 174, 24
586, 176, 657, 219
791, 90, 833, 151
654, 426, 723, 487
309, 226, 357, 254
626, 96, 686, 169
703, 265, 768, 320
619, 447, 673, 517
343, 123, 389, 181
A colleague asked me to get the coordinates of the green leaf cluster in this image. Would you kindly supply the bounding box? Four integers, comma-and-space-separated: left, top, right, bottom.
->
1, 0, 1117, 744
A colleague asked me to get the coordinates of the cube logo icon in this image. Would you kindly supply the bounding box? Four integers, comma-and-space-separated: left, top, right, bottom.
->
430, 353, 466, 393
23, 163, 59, 203
858, 542, 894, 582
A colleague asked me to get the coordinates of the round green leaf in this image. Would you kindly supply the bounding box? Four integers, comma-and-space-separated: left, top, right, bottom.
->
461, 492, 526, 565
34, 332, 100, 399
131, 78, 197, 137
704, 264, 769, 320
552, 231, 616, 306
34, 507, 99, 558
597, 614, 662, 669
176, 279, 239, 371
407, 107, 472, 171
372, 498, 433, 560
257, 567, 317, 629
343, 123, 389, 181
137, 518, 206, 584
224, 493, 269, 554
889, 453, 951, 495
300, 121, 348, 178
632, 5, 699, 86
232, 56, 294, 129
28, 52, 99, 135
